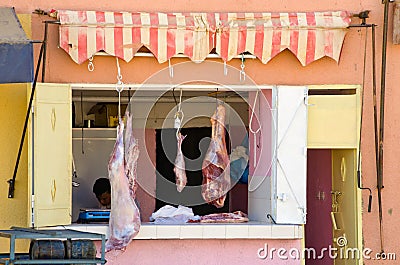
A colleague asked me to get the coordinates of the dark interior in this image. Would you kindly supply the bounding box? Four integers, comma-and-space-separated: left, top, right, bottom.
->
155, 127, 230, 216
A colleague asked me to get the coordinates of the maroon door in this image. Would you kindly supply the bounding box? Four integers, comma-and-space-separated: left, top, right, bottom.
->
305, 149, 333, 265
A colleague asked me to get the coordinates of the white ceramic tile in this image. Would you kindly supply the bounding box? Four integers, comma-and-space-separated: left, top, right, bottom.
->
271, 225, 296, 239
297, 225, 304, 238
202, 224, 226, 238
248, 225, 272, 238
180, 224, 203, 239
156, 225, 180, 239
60, 223, 302, 240
136, 225, 157, 239
293, 225, 298, 238
226, 225, 249, 238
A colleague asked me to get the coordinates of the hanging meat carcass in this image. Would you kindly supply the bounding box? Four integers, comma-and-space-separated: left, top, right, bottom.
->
174, 132, 187, 192
201, 104, 231, 208
106, 112, 140, 252
125, 112, 139, 198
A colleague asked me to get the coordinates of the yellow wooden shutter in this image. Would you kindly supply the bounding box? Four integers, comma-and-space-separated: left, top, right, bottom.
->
307, 94, 359, 148
30, 83, 72, 227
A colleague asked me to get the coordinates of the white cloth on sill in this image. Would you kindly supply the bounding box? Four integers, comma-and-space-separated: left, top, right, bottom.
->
230, 145, 249, 163
149, 205, 200, 224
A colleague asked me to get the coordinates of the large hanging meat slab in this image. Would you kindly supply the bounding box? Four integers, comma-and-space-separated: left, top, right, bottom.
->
201, 104, 231, 208
106, 112, 140, 252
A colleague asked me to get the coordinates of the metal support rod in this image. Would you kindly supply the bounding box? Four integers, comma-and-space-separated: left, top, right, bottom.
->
9, 235, 15, 261
44, 20, 61, 24
348, 24, 375, 28
379, 2, 389, 190
101, 235, 106, 263
377, 0, 391, 254
266, 214, 277, 224
7, 42, 45, 198
41, 21, 49, 82
39, 20, 60, 82
357, 26, 373, 213
372, 24, 380, 199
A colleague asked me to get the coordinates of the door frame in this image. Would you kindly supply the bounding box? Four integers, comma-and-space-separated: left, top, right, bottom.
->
306, 84, 362, 265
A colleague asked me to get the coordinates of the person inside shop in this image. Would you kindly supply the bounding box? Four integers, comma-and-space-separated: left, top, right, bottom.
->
92, 177, 111, 209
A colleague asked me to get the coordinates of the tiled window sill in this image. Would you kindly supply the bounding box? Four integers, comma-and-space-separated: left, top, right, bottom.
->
57, 222, 303, 240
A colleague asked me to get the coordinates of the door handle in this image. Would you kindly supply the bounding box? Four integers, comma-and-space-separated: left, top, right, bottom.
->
331, 191, 341, 204
331, 212, 343, 230
331, 191, 341, 212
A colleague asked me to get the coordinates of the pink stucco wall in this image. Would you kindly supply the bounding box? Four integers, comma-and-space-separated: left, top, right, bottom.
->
5, 0, 400, 264
95, 239, 301, 265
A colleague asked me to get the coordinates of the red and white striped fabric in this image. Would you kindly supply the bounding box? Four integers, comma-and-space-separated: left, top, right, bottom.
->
58, 10, 351, 65
58, 10, 213, 64
214, 11, 351, 66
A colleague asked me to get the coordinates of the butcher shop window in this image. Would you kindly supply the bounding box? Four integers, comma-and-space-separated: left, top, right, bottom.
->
71, 86, 308, 225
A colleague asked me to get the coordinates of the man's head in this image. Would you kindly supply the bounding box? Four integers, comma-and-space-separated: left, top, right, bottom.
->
93, 178, 111, 207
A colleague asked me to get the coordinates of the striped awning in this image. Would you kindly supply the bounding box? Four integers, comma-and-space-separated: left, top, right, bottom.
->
58, 10, 351, 66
